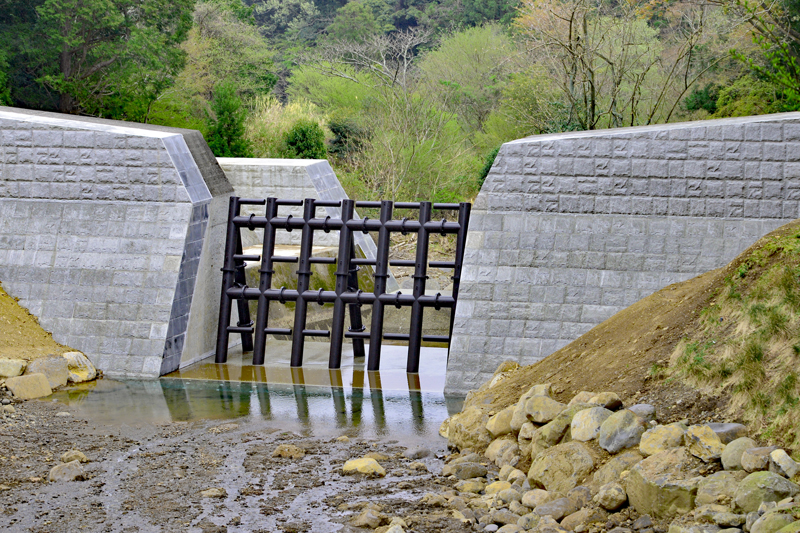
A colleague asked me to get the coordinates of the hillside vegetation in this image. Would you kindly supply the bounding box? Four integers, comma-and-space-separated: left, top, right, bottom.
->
461, 220, 800, 450
4, 0, 800, 203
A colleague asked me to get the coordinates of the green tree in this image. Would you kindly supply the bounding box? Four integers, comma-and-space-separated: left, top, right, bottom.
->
720, 0, 800, 107
418, 24, 520, 134
326, 1, 381, 42
205, 81, 252, 157
147, 0, 275, 128
303, 28, 481, 201
1, 0, 194, 115
712, 75, 794, 117
0, 49, 11, 106
282, 118, 327, 158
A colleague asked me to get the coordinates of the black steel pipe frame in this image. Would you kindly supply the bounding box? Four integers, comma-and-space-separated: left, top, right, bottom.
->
216, 196, 470, 373
252, 197, 279, 365
406, 202, 432, 373
290, 199, 317, 367
367, 201, 394, 371
328, 199, 355, 369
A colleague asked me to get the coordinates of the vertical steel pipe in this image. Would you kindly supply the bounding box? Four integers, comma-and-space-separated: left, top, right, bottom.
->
347, 241, 366, 360
406, 201, 432, 373
329, 199, 355, 368
367, 201, 394, 371
448, 202, 471, 360
252, 198, 279, 365
215, 197, 241, 363
290, 199, 316, 367
234, 237, 254, 352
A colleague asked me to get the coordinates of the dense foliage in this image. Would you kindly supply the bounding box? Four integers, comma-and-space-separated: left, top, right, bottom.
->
2, 0, 800, 201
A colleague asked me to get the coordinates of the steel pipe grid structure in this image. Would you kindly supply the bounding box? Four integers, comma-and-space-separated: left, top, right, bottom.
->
215, 197, 471, 373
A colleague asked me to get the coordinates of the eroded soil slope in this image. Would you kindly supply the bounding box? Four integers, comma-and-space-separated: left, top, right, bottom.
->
0, 282, 72, 361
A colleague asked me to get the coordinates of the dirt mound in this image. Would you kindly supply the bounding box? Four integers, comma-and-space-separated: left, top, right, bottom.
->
462, 219, 800, 447
0, 282, 72, 361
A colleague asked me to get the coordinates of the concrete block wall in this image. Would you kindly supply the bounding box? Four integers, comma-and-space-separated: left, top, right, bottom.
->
446, 113, 800, 394
219, 158, 397, 292
0, 107, 232, 377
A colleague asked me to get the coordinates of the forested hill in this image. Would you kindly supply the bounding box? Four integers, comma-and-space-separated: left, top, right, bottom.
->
2, 0, 800, 203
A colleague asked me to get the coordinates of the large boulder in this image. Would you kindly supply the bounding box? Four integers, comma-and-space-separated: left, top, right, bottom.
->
0, 358, 26, 378
769, 449, 800, 479
626, 447, 702, 518
571, 407, 614, 442
595, 483, 628, 511
640, 424, 686, 456
588, 392, 623, 410
722, 438, 758, 471
343, 458, 385, 476
733, 472, 800, 512
534, 498, 578, 521
707, 423, 748, 444
751, 513, 795, 533
48, 460, 83, 482
598, 410, 647, 453
518, 421, 536, 458
442, 462, 488, 479
511, 384, 552, 432
742, 447, 781, 473
448, 406, 493, 452
63, 352, 96, 383
528, 441, 596, 494
487, 406, 515, 438
526, 396, 567, 424
24, 355, 69, 389
593, 450, 644, 487
569, 391, 596, 405
696, 470, 748, 505
685, 425, 726, 463
537, 403, 595, 449
487, 437, 518, 464
628, 404, 657, 422
561, 508, 608, 531
5, 373, 52, 399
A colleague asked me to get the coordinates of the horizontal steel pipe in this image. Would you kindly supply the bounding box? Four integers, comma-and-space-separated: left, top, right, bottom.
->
238, 198, 267, 205
225, 286, 456, 308
233, 215, 463, 235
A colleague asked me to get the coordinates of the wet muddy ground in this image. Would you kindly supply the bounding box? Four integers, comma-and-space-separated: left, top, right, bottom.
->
0, 399, 472, 533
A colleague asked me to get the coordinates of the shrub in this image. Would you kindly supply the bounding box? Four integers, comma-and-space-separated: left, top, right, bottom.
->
282, 119, 327, 159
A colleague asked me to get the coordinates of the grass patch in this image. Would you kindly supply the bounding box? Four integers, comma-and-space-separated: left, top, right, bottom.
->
670, 224, 800, 447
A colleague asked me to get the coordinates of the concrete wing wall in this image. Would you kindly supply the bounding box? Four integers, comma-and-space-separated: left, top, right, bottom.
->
218, 157, 398, 292
0, 107, 233, 378
446, 113, 800, 394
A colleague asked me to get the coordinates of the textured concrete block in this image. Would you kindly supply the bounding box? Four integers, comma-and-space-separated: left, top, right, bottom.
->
447, 113, 800, 394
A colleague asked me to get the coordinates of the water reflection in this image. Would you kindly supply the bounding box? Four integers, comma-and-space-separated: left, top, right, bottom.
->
53, 376, 464, 442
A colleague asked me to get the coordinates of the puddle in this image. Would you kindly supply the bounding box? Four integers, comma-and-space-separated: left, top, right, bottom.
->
51, 341, 464, 443
52, 377, 464, 444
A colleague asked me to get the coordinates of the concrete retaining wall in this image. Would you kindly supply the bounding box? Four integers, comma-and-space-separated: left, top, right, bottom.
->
0, 107, 232, 377
446, 113, 800, 394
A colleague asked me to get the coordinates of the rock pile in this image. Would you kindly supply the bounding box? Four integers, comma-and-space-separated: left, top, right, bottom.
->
0, 352, 98, 400
438, 381, 800, 533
